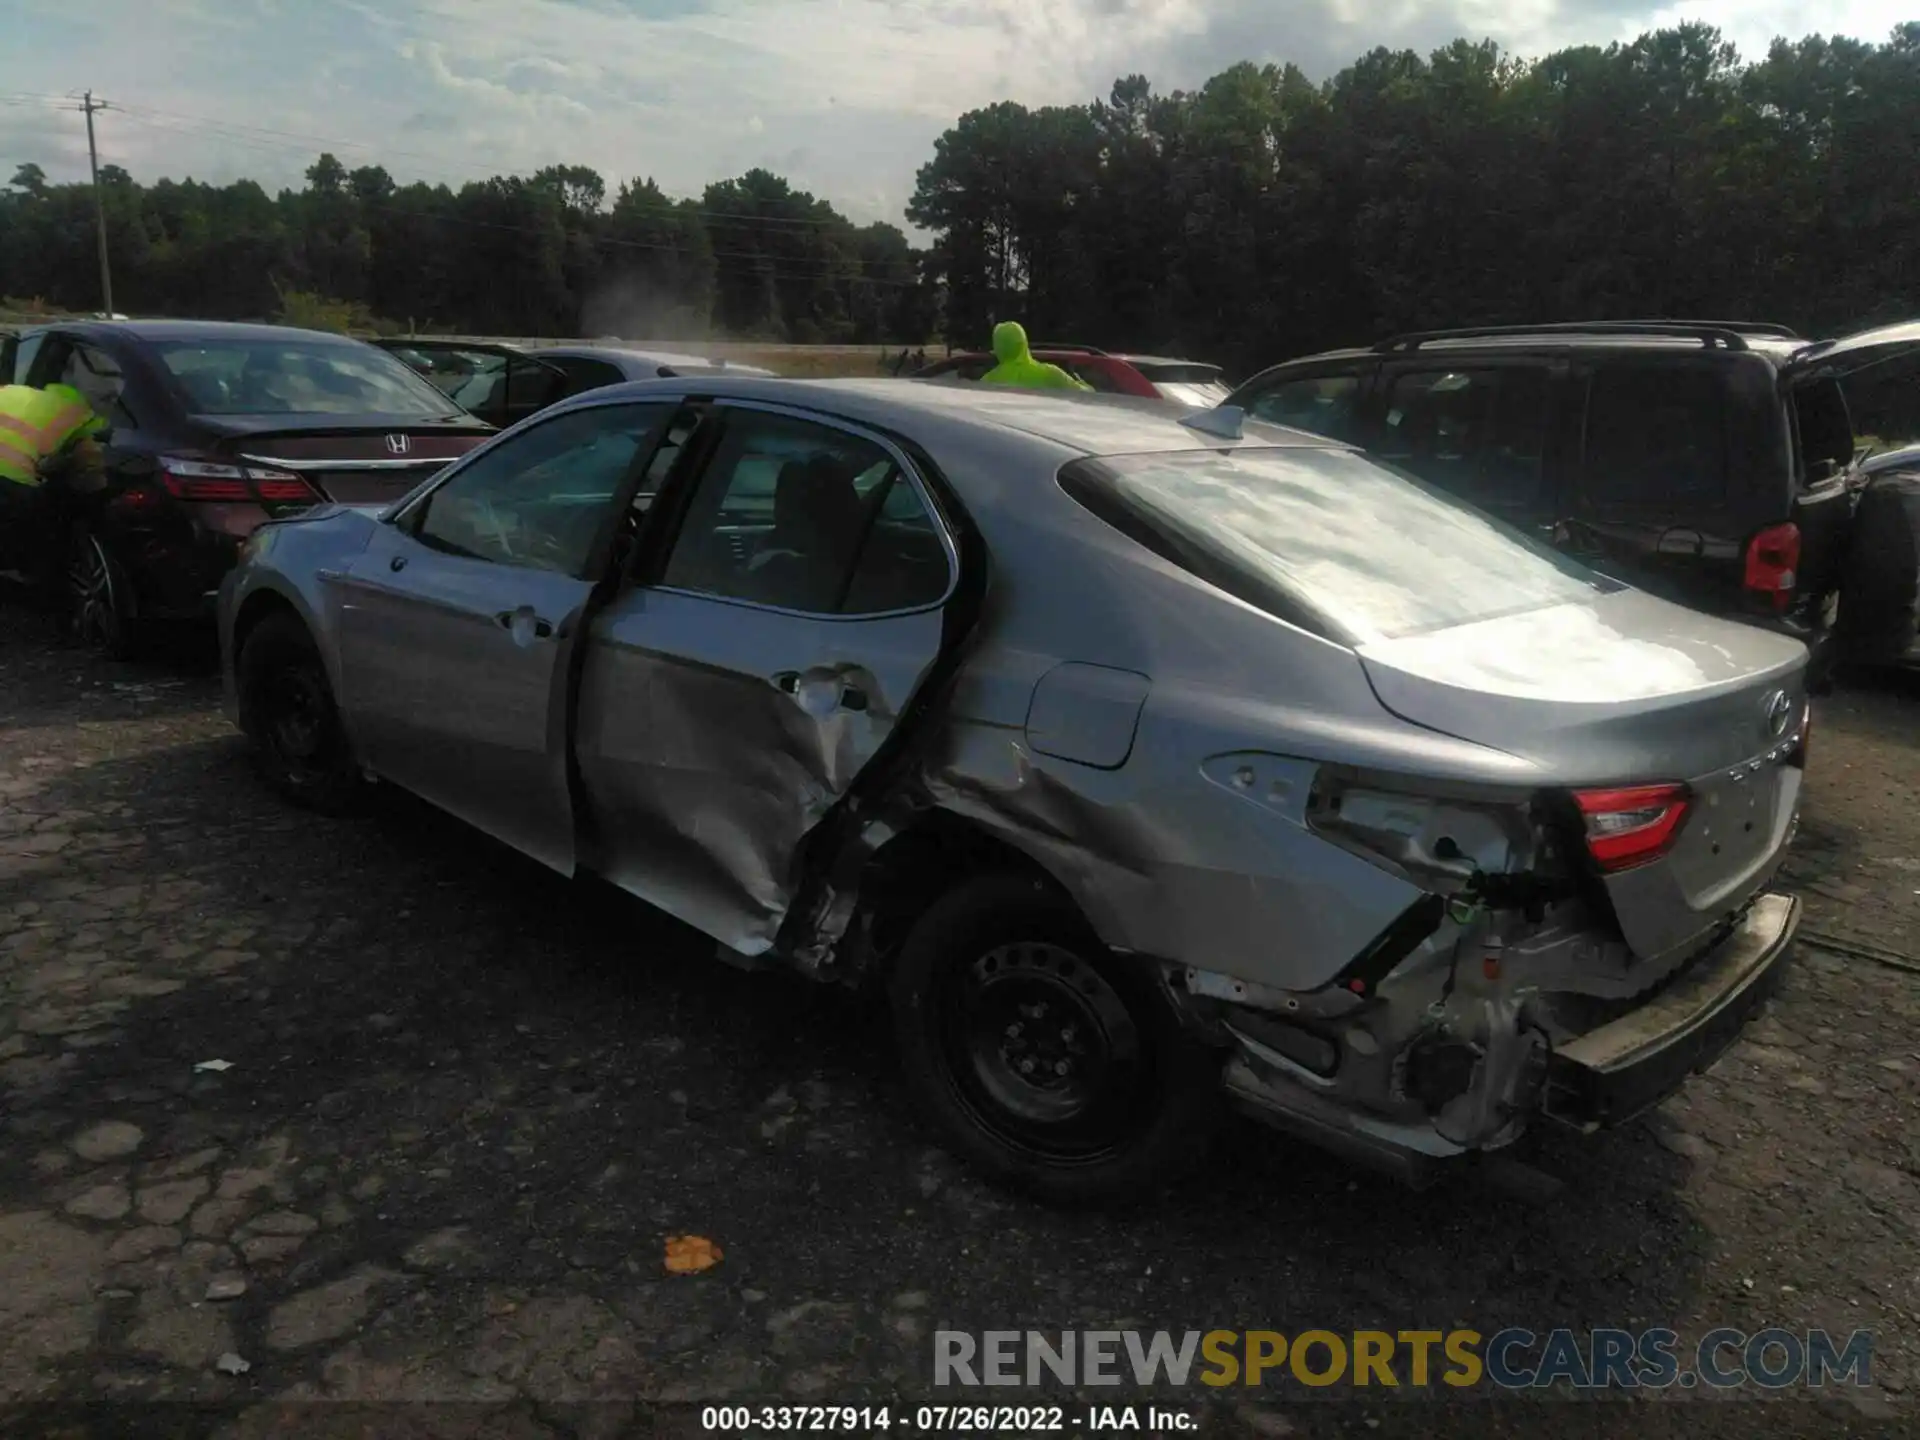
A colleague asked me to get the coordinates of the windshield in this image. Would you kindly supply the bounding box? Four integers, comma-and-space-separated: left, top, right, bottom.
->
1064, 447, 1616, 644
153, 338, 463, 418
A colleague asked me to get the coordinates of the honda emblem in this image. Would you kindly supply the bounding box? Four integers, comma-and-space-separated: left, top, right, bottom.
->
385, 434, 411, 456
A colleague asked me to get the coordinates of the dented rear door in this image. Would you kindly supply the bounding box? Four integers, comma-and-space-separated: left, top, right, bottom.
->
573, 401, 962, 955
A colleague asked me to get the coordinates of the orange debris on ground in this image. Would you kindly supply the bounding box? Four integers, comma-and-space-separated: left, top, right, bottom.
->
664, 1234, 723, 1274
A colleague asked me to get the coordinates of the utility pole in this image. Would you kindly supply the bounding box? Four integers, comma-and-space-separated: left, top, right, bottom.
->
81, 91, 113, 315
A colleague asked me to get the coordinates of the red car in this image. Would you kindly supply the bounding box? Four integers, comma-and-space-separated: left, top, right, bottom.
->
913, 344, 1231, 405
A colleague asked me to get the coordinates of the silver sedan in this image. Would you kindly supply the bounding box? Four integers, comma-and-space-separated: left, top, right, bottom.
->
218, 378, 1808, 1204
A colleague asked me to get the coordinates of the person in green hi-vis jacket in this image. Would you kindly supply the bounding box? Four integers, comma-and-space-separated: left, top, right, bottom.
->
978, 321, 1093, 391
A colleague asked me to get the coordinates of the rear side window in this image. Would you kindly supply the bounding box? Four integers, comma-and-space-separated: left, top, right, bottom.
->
1792, 376, 1853, 478
1582, 364, 1728, 505
1060, 447, 1615, 645
1377, 367, 1549, 508
553, 357, 628, 395
660, 410, 951, 615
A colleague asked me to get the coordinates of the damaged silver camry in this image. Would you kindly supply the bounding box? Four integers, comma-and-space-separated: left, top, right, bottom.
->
217, 377, 1807, 1204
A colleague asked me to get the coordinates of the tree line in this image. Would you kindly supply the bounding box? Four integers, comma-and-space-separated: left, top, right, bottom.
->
1, 22, 1916, 368
0, 155, 936, 344
911, 23, 1920, 374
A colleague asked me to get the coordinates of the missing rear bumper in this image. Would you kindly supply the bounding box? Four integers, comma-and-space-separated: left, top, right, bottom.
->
1543, 891, 1799, 1129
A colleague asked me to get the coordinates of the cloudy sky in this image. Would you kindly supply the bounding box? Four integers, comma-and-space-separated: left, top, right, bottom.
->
0, 0, 1906, 231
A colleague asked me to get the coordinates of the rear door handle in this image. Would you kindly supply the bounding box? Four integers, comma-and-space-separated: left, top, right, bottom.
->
772, 671, 869, 712
496, 609, 554, 639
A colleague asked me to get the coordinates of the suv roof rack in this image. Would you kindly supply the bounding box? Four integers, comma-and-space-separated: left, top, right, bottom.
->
1371, 321, 1793, 353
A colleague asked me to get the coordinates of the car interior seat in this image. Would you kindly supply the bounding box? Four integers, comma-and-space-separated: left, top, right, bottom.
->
750, 456, 865, 610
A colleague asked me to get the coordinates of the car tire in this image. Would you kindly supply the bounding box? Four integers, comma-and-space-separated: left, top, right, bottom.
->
63, 520, 139, 660
236, 611, 363, 815
888, 872, 1221, 1207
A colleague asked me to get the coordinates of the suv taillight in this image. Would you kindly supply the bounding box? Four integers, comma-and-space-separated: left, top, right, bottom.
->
1574, 784, 1691, 872
160, 457, 317, 504
1744, 522, 1800, 613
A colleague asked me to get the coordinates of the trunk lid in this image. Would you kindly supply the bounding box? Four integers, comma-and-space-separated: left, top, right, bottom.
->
1356, 588, 1809, 962
201, 415, 491, 506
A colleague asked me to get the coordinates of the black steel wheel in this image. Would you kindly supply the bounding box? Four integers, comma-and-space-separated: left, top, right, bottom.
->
889, 872, 1220, 1206
236, 611, 363, 814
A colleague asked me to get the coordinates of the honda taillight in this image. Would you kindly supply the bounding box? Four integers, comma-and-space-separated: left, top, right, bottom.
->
160, 457, 316, 504
1744, 522, 1800, 613
1573, 784, 1691, 872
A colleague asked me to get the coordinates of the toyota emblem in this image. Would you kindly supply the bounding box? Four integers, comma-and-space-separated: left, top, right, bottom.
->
385, 434, 411, 456
1762, 689, 1792, 738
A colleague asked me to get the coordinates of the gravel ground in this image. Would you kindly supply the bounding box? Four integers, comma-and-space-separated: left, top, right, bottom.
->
2, 603, 1918, 1440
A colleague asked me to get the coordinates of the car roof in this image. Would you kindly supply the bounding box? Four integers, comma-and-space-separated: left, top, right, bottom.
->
1109, 354, 1218, 369
554, 374, 1335, 457
42, 319, 369, 347
533, 344, 777, 376
1863, 442, 1920, 471
936, 349, 1211, 369
535, 344, 715, 368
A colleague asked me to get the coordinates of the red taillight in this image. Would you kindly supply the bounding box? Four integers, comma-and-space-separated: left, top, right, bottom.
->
161, 473, 254, 502
158, 457, 316, 505
253, 478, 317, 502
1744, 522, 1800, 614
1574, 784, 1691, 872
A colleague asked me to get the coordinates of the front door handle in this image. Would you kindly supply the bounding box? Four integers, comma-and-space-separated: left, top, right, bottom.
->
496, 608, 554, 639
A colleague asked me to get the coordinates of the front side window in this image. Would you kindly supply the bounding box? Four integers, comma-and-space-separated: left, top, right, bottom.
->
1582, 364, 1728, 505
408, 402, 670, 576
1243, 373, 1363, 442
1061, 446, 1614, 645
661, 410, 950, 615
153, 337, 461, 418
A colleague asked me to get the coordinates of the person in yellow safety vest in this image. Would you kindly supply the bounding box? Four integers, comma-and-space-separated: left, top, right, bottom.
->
978, 321, 1093, 392
0, 381, 107, 590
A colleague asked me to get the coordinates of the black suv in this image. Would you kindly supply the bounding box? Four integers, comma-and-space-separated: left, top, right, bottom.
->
1228, 319, 1920, 674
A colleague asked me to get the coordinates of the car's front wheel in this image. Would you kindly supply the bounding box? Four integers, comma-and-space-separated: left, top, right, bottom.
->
236, 611, 363, 814
888, 872, 1221, 1207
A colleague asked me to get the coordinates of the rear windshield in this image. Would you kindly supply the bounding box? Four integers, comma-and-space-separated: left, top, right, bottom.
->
1061, 447, 1616, 644
153, 338, 462, 418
